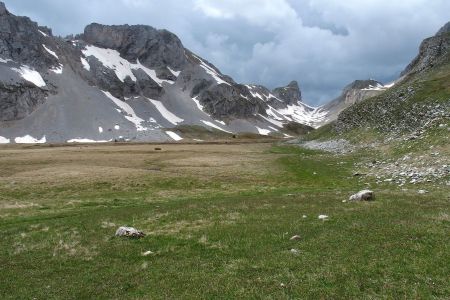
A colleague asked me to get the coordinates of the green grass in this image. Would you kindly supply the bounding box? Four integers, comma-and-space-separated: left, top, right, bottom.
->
0, 143, 449, 299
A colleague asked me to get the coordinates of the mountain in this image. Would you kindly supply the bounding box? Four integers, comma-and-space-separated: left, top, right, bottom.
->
334, 23, 450, 135
0, 2, 325, 144
319, 79, 391, 125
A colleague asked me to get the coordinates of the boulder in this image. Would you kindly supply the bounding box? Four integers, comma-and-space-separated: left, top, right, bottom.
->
349, 190, 375, 201
115, 226, 145, 238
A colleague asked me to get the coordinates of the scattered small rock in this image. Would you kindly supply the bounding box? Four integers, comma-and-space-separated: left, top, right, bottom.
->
142, 250, 154, 256
290, 249, 300, 254
418, 190, 429, 194
349, 190, 375, 201
302, 215, 307, 219
115, 226, 145, 238
290, 235, 301, 241
318, 215, 329, 220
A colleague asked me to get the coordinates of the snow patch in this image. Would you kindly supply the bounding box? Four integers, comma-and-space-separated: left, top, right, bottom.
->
67, 139, 109, 143
15, 135, 46, 144
114, 125, 120, 130
0, 136, 10, 144
51, 64, 63, 74
148, 99, 184, 125
103, 91, 147, 131
193, 53, 230, 86
11, 66, 46, 87
42, 44, 59, 59
136, 59, 174, 85
166, 131, 183, 141
275, 104, 327, 129
168, 67, 181, 77
38, 30, 48, 37
80, 57, 90, 71
82, 46, 173, 85
256, 127, 271, 136
201, 120, 232, 133
192, 97, 204, 111
0, 57, 12, 64
98, 127, 103, 133
259, 113, 284, 128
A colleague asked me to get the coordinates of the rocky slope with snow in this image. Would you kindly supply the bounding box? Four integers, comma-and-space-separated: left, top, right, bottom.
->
320, 79, 392, 125
0, 2, 326, 144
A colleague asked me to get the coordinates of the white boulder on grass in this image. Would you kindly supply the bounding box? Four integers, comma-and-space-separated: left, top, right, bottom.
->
349, 190, 375, 202
115, 226, 145, 238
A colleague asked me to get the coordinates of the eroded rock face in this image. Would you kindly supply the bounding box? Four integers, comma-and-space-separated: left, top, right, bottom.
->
401, 28, 450, 77
435, 21, 450, 37
0, 3, 61, 121
272, 81, 302, 106
82, 23, 187, 69
199, 84, 265, 118
0, 82, 49, 121
0, 3, 57, 69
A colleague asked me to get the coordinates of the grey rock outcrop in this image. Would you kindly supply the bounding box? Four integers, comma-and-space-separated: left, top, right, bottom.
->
401, 25, 450, 77
436, 21, 450, 36
82, 23, 187, 70
272, 81, 302, 106
0, 3, 62, 121
349, 190, 375, 201
321, 79, 386, 125
0, 82, 49, 121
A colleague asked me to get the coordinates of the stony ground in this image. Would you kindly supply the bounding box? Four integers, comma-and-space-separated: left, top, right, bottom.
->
0, 141, 449, 299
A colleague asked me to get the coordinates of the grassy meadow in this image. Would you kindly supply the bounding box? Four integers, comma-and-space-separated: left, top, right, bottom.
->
0, 141, 449, 299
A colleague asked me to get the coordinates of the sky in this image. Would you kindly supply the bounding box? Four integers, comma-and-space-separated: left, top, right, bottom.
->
3, 0, 450, 105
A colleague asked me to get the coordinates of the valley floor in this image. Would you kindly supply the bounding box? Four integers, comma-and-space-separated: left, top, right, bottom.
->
0, 142, 449, 299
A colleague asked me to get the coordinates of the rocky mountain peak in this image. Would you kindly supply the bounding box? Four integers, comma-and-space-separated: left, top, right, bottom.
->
0, 2, 7, 15
272, 80, 302, 105
82, 23, 187, 69
436, 21, 450, 36
344, 79, 382, 92
401, 21, 450, 77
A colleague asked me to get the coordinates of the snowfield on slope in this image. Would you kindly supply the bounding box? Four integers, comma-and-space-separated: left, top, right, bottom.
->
103, 91, 148, 131
83, 46, 174, 85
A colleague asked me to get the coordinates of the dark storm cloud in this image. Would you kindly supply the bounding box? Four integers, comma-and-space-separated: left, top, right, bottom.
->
3, 0, 450, 105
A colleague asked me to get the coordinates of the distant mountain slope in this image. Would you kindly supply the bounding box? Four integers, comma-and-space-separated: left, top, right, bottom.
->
0, 2, 325, 144
319, 79, 391, 126
335, 24, 450, 135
